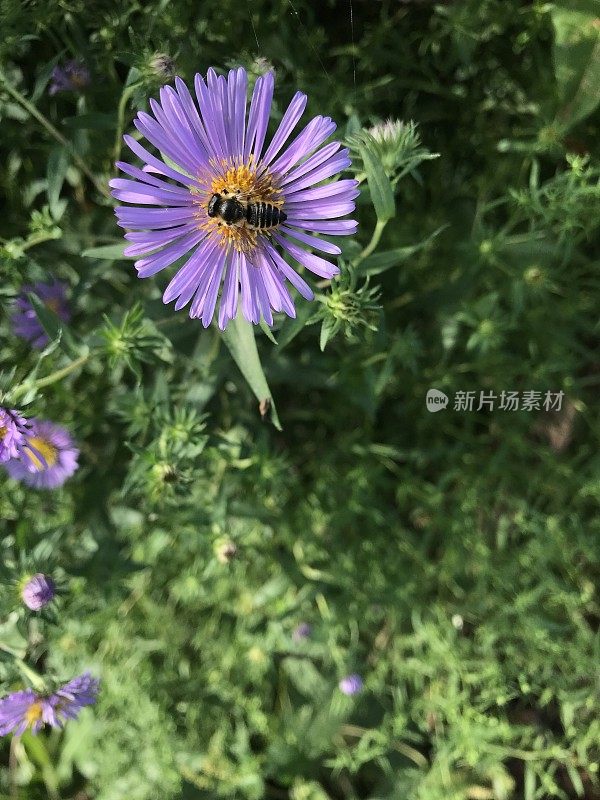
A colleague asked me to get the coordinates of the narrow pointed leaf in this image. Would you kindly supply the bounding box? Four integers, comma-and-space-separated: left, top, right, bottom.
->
221, 313, 281, 429
27, 292, 80, 358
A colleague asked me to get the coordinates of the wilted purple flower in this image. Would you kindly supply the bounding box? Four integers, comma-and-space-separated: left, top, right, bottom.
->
11, 282, 70, 349
111, 67, 358, 329
338, 673, 363, 696
0, 672, 99, 736
0, 408, 27, 463
292, 622, 312, 642
21, 574, 56, 610
4, 418, 79, 489
49, 60, 90, 96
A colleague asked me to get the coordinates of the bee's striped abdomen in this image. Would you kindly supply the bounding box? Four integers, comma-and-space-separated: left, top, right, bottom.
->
246, 202, 287, 230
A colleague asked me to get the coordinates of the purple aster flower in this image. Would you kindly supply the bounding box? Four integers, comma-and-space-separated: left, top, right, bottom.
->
11, 281, 71, 349
21, 573, 56, 610
49, 60, 90, 96
0, 408, 28, 463
111, 67, 359, 329
338, 673, 363, 696
292, 622, 312, 642
4, 418, 79, 489
0, 672, 99, 736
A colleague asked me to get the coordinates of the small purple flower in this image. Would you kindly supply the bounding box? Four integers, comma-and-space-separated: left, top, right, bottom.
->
21, 574, 56, 611
4, 418, 79, 489
11, 282, 70, 349
338, 673, 363, 696
292, 622, 312, 642
0, 672, 99, 736
0, 408, 27, 463
49, 60, 90, 96
111, 67, 359, 329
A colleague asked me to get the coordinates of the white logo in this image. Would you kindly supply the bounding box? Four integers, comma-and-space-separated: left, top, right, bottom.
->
426, 389, 448, 412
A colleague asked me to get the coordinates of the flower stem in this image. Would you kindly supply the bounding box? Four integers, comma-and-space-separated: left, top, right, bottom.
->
113, 83, 141, 168
33, 352, 91, 389
355, 219, 387, 265
10, 352, 92, 403
0, 70, 110, 200
21, 231, 62, 252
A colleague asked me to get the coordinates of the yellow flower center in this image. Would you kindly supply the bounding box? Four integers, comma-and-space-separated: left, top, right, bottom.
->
26, 436, 58, 471
0, 426, 6, 441
25, 701, 43, 727
193, 158, 284, 253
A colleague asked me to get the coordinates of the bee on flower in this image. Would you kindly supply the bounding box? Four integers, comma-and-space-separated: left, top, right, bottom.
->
111, 67, 359, 329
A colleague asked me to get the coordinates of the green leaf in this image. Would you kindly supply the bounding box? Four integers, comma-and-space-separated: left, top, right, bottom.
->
566, 764, 585, 797
282, 657, 328, 697
46, 145, 70, 219
552, 1, 600, 132
259, 319, 278, 344
32, 55, 64, 102
319, 318, 335, 351
63, 112, 118, 130
276, 302, 315, 350
350, 132, 395, 222
357, 225, 448, 277
221, 312, 282, 429
82, 243, 127, 260
27, 292, 80, 358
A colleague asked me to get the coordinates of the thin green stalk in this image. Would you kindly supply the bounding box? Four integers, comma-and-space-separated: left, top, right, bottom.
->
32, 352, 91, 389
113, 82, 142, 168
11, 352, 92, 403
21, 231, 62, 252
0, 70, 110, 199
355, 218, 387, 265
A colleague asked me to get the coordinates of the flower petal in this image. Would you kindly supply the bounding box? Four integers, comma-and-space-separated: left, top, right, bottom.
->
274, 234, 340, 279
262, 91, 308, 166
240, 253, 260, 323
244, 72, 274, 162
110, 178, 194, 206
278, 225, 341, 255
123, 135, 195, 186
135, 229, 206, 277
163, 238, 219, 305
228, 67, 247, 159
279, 141, 341, 188
115, 161, 193, 194
281, 152, 351, 194
124, 223, 199, 256
194, 73, 228, 161
270, 116, 336, 176
262, 242, 314, 300
287, 218, 358, 235
172, 78, 216, 160
218, 250, 240, 329
115, 205, 197, 230
284, 178, 360, 203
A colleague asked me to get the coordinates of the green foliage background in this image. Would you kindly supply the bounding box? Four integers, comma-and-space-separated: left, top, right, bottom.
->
0, 0, 599, 798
